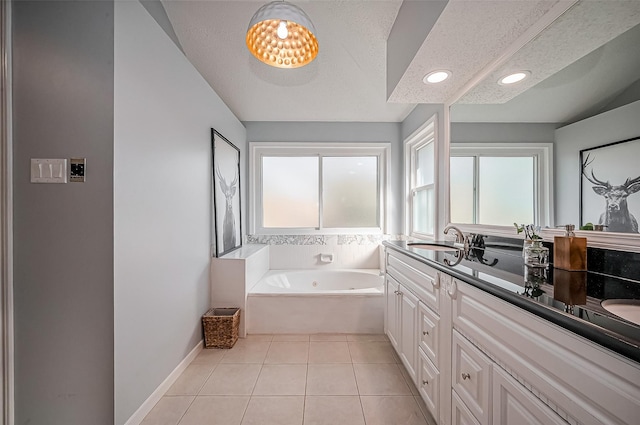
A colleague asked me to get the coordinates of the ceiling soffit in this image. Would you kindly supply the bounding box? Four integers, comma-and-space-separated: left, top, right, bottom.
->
459, 0, 640, 105
387, 0, 568, 104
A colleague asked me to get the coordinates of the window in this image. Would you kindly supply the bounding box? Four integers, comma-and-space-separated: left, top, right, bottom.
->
449, 144, 553, 227
406, 119, 436, 238
250, 143, 389, 234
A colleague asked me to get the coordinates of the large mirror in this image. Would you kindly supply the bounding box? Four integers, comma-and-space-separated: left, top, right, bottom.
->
449, 1, 640, 249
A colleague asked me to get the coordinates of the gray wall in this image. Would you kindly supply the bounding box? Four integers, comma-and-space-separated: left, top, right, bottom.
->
599, 77, 640, 116
114, 2, 246, 424
244, 121, 403, 234
555, 100, 640, 225
451, 122, 557, 143
140, 0, 183, 53
12, 1, 115, 424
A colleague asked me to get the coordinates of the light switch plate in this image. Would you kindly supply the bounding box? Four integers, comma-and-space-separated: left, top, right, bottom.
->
69, 158, 86, 182
30, 159, 67, 183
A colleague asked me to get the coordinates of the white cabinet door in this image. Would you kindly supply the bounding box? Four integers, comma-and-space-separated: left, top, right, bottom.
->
399, 285, 419, 382
385, 275, 400, 350
492, 367, 567, 425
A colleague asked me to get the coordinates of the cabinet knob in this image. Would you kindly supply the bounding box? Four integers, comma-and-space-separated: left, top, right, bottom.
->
461, 372, 471, 381
423, 331, 429, 336
422, 380, 429, 386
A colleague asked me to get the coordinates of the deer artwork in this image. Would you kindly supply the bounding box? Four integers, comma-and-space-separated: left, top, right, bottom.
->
582, 153, 640, 233
216, 166, 238, 251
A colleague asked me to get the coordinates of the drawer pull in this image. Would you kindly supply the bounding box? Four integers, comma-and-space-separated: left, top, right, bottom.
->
393, 290, 399, 295
461, 372, 471, 381
423, 331, 429, 336
422, 380, 428, 385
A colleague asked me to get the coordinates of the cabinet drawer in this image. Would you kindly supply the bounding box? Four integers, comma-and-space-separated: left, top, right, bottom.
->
418, 347, 440, 421
452, 390, 481, 425
386, 250, 440, 312
418, 301, 439, 366
452, 330, 492, 425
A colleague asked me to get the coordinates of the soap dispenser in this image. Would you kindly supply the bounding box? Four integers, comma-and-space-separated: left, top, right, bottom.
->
553, 225, 587, 271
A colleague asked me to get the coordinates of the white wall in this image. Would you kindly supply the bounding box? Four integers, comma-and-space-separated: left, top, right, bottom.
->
114, 2, 246, 424
555, 100, 640, 225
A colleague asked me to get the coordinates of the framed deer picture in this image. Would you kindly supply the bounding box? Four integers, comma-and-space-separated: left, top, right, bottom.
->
580, 136, 640, 233
212, 129, 242, 257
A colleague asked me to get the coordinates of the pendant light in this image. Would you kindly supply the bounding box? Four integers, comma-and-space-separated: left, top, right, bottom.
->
246, 1, 319, 68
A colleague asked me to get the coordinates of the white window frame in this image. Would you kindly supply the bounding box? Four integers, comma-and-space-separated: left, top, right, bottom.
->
249, 142, 390, 235
405, 117, 437, 239
449, 143, 554, 228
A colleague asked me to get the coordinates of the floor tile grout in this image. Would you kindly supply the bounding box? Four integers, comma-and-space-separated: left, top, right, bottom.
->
147, 334, 431, 425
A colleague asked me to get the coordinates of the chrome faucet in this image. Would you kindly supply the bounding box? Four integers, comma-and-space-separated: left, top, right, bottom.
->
443, 225, 466, 249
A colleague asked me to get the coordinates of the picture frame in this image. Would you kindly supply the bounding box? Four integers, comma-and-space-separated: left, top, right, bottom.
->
212, 129, 242, 256
580, 136, 640, 233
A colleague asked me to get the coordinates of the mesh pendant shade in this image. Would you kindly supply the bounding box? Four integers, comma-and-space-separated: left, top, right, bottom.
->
246, 1, 319, 68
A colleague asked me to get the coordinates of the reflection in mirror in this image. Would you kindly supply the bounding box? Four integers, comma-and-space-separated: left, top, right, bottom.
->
449, 2, 640, 242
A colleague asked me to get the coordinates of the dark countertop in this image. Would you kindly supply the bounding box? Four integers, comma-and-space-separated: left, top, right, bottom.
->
383, 240, 640, 364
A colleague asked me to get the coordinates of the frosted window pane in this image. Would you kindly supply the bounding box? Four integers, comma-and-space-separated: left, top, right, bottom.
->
413, 187, 435, 235
478, 157, 534, 226
323, 156, 378, 227
263, 157, 319, 228
416, 142, 434, 186
450, 156, 475, 223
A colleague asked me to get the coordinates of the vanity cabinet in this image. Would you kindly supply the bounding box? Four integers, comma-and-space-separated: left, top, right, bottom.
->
384, 246, 640, 425
385, 250, 442, 418
452, 278, 640, 425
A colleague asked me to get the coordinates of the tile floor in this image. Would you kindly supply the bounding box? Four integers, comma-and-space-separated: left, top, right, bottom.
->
141, 334, 436, 425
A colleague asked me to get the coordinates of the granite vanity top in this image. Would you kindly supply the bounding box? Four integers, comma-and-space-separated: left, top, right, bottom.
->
383, 240, 640, 364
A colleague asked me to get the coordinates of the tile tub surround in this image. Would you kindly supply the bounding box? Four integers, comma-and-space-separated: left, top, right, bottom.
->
244, 234, 408, 270
141, 334, 435, 425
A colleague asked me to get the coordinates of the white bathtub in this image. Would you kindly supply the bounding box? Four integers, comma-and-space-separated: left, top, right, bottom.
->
247, 269, 384, 334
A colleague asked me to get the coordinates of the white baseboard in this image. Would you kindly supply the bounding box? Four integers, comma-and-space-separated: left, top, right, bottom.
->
124, 340, 203, 425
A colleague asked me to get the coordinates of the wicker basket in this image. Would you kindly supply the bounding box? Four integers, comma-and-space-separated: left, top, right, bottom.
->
202, 308, 240, 349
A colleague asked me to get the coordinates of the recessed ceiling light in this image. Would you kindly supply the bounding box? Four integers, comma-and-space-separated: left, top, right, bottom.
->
423, 70, 451, 84
499, 71, 530, 85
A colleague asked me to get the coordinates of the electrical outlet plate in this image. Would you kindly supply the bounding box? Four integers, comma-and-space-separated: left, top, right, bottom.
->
69, 158, 86, 182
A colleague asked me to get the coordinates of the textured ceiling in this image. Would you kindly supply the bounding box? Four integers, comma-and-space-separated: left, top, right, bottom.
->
161, 0, 640, 123
458, 0, 640, 105
451, 22, 640, 124
162, 0, 413, 122
387, 0, 566, 104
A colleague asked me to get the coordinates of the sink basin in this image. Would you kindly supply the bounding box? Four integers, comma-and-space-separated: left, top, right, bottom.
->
407, 242, 461, 252
601, 299, 640, 326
